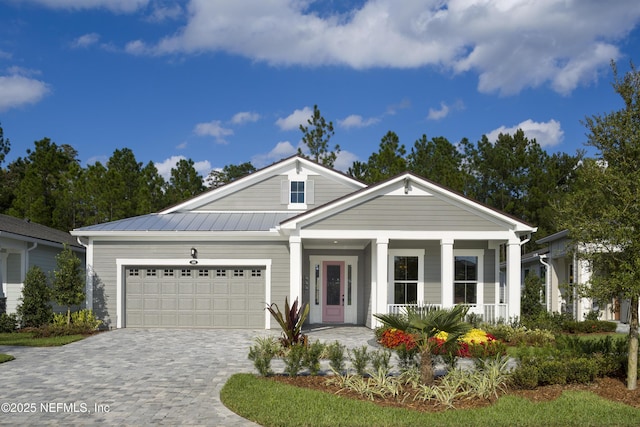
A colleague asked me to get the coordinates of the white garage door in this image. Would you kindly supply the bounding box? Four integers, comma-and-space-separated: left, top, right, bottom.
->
125, 266, 265, 328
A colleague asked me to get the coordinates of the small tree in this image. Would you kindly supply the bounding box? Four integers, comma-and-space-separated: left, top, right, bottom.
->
521, 273, 545, 320
16, 266, 53, 328
52, 245, 85, 325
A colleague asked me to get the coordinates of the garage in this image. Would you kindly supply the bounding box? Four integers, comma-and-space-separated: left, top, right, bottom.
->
124, 266, 266, 328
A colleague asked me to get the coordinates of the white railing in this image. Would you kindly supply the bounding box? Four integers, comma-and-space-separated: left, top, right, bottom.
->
386, 303, 507, 323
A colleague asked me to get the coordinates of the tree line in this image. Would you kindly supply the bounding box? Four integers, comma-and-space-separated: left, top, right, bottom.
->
0, 115, 581, 241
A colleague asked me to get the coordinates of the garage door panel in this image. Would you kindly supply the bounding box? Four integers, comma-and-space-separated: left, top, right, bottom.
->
179, 298, 194, 310
161, 299, 177, 310
125, 266, 265, 328
213, 299, 229, 310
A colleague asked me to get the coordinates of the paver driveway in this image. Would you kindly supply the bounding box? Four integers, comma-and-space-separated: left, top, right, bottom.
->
0, 327, 378, 426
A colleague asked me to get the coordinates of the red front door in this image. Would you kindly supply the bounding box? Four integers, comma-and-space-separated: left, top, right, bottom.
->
322, 261, 344, 323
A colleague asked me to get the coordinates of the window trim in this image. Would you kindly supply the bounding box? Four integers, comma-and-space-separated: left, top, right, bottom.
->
453, 249, 484, 305
388, 250, 425, 305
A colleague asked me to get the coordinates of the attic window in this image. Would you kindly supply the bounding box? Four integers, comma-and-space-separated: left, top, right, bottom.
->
290, 181, 305, 203
281, 179, 314, 207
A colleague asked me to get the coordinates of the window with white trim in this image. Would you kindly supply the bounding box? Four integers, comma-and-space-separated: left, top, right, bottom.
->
290, 181, 305, 203
454, 255, 478, 304
389, 250, 425, 305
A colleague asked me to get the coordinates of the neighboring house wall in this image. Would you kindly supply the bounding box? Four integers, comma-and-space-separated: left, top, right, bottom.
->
5, 252, 22, 314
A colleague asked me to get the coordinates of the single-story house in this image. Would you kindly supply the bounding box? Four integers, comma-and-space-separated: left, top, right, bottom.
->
0, 214, 86, 314
71, 156, 536, 329
523, 230, 623, 322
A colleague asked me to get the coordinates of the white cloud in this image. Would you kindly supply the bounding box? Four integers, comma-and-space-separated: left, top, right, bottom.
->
146, 3, 183, 22
0, 74, 50, 111
427, 102, 450, 121
19, 0, 148, 13
154, 155, 212, 180
333, 150, 359, 172
486, 119, 564, 148
275, 107, 312, 131
137, 0, 640, 95
251, 141, 298, 167
193, 120, 234, 143
338, 114, 379, 129
231, 111, 261, 125
426, 100, 464, 121
71, 33, 100, 49
0, 50, 12, 60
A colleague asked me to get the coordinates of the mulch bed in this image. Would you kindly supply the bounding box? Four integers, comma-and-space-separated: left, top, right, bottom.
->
268, 375, 640, 412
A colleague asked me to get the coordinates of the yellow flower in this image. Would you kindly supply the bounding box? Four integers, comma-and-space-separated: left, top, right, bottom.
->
434, 331, 449, 341
461, 328, 489, 344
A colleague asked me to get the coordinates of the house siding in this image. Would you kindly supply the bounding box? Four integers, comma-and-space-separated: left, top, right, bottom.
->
306, 195, 505, 231
194, 174, 357, 211
90, 240, 290, 328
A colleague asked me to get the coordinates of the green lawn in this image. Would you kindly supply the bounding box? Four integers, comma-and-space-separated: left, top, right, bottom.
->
0, 332, 86, 347
0, 353, 15, 363
221, 373, 640, 427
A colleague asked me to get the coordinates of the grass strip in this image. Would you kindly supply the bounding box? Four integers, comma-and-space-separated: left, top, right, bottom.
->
0, 353, 15, 363
0, 332, 85, 347
221, 373, 640, 427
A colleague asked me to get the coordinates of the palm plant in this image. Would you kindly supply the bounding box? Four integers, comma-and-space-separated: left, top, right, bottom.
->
375, 305, 471, 385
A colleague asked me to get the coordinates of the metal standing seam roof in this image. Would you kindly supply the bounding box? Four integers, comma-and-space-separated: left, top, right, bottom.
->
73, 212, 301, 233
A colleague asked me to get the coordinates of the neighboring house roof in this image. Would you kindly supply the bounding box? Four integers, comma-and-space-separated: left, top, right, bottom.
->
73, 212, 300, 233
0, 214, 83, 249
536, 229, 569, 245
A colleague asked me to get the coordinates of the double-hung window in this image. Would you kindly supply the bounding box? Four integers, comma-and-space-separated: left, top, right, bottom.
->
454, 255, 478, 304
389, 251, 424, 305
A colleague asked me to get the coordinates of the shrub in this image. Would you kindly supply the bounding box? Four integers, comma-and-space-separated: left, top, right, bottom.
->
370, 348, 392, 373
378, 328, 417, 350
248, 336, 281, 376
538, 360, 567, 385
283, 343, 306, 377
16, 266, 52, 328
303, 340, 325, 375
562, 320, 617, 334
565, 357, 598, 383
395, 344, 419, 372
70, 309, 102, 331
348, 345, 370, 376
326, 341, 346, 373
510, 364, 539, 389
0, 313, 18, 333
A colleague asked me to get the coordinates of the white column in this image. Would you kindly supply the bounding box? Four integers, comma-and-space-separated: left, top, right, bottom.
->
375, 237, 389, 325
441, 238, 454, 308
506, 238, 521, 319
289, 235, 302, 304
489, 241, 501, 318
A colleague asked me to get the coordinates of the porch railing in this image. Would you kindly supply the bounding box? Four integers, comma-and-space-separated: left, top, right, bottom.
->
386, 303, 508, 323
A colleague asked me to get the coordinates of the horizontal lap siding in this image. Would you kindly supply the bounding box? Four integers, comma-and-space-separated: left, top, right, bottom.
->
194, 175, 357, 211
307, 196, 505, 231
90, 240, 289, 329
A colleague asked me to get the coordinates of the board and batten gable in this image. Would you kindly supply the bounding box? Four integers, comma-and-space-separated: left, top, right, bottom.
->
304, 194, 507, 232
88, 240, 290, 328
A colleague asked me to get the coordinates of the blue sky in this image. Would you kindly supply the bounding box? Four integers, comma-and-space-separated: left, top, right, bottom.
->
1, 0, 639, 180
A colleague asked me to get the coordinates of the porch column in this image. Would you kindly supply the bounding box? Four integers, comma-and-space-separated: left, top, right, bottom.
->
289, 235, 302, 304
506, 238, 521, 319
441, 238, 454, 308
375, 237, 389, 324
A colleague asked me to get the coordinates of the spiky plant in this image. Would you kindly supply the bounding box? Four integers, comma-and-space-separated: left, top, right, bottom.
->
266, 297, 309, 347
375, 305, 471, 385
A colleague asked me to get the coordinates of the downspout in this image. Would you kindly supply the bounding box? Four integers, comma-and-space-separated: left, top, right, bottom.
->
25, 242, 38, 287
76, 237, 92, 311
539, 254, 551, 312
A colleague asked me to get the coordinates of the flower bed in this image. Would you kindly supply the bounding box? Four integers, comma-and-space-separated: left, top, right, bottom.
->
378, 327, 506, 358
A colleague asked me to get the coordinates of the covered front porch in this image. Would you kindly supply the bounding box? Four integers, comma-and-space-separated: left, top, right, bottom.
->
288, 232, 528, 328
